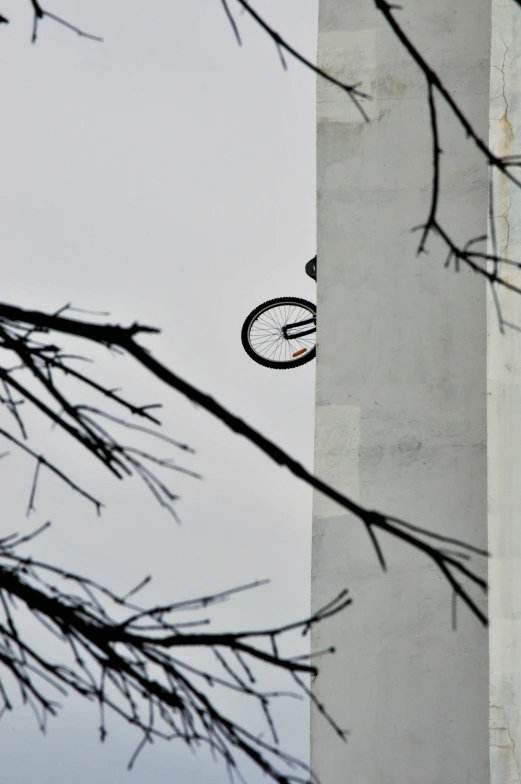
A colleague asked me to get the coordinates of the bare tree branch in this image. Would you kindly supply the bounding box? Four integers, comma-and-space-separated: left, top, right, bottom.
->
0, 528, 351, 783
0, 303, 488, 624
0, 309, 192, 517
217, 0, 521, 324
0, 5, 504, 777
224, 0, 372, 121
4, 0, 518, 314
28, 0, 102, 43
0, 426, 102, 512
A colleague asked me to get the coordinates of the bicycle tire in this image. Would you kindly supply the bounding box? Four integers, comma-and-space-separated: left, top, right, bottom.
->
241, 297, 316, 369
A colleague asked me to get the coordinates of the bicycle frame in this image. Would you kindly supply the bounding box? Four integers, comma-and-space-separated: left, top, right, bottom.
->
282, 315, 316, 340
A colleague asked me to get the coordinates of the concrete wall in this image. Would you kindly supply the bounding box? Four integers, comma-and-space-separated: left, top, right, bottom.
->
488, 0, 521, 781
311, 1, 491, 781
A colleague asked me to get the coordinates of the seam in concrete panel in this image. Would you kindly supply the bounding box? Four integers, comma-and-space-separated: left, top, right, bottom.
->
490, 704, 521, 782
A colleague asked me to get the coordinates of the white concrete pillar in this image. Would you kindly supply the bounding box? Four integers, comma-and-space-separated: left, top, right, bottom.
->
488, 1, 521, 781
312, 0, 492, 780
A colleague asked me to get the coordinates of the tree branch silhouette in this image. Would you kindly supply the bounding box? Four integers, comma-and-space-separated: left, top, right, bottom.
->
3, 0, 518, 309
0, 524, 350, 783
219, 0, 521, 321
1, 0, 508, 776
229, 0, 371, 122
27, 0, 102, 43
0, 303, 488, 625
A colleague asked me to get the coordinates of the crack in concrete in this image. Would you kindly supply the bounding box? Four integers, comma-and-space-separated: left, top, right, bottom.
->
506, 721, 521, 783
491, 37, 513, 260
497, 35, 512, 257
490, 703, 521, 782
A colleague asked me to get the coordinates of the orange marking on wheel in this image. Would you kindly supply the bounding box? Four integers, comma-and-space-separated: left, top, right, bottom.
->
292, 348, 307, 358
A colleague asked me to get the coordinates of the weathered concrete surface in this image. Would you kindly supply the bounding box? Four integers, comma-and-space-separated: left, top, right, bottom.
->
312, 0, 491, 781
488, 2, 521, 782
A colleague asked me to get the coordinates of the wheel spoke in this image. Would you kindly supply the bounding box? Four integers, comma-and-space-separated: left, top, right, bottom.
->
245, 299, 316, 365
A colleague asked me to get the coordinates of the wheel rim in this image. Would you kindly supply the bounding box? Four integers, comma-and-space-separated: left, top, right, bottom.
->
247, 301, 316, 365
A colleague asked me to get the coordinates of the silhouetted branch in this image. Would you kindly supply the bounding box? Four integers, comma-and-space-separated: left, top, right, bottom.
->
219, 0, 521, 322
3, 0, 518, 310
0, 303, 488, 624
28, 0, 102, 43
0, 310, 190, 518
220, 0, 242, 45
0, 426, 102, 512
223, 0, 372, 121
0, 527, 351, 783
3, 0, 517, 312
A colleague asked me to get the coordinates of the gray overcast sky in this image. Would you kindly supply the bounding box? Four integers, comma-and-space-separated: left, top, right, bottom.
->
1, 1, 320, 781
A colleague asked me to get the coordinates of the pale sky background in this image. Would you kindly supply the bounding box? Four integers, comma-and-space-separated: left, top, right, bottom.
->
0, 1, 320, 781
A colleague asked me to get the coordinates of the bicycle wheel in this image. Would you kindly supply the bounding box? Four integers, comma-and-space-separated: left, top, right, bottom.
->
241, 297, 316, 369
